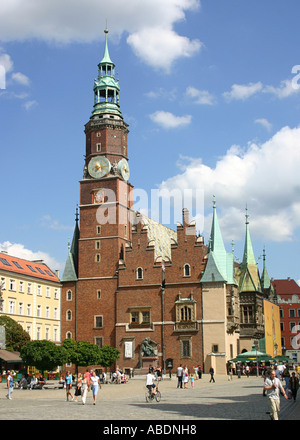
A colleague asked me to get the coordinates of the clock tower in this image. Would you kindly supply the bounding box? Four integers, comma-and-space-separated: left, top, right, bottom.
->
62, 29, 133, 347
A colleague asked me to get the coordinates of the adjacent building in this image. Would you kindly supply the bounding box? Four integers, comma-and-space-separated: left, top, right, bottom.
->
272, 278, 300, 363
0, 251, 61, 343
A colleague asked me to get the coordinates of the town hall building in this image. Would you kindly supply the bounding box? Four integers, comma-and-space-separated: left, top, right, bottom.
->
61, 30, 277, 375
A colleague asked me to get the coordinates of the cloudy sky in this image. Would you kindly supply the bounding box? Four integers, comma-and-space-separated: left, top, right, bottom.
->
0, 0, 300, 282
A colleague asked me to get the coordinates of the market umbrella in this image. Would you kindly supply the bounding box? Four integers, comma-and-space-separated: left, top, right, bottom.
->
229, 357, 252, 363
229, 344, 275, 364
274, 355, 292, 363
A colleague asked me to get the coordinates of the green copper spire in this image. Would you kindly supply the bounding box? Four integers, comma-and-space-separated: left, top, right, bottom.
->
238, 208, 262, 292
261, 247, 271, 289
209, 197, 227, 278
91, 28, 122, 119
260, 247, 275, 300
241, 207, 257, 267
201, 197, 237, 285
61, 207, 79, 282
101, 28, 113, 64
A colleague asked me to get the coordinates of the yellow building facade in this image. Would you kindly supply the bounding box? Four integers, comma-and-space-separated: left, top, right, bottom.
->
0, 252, 61, 343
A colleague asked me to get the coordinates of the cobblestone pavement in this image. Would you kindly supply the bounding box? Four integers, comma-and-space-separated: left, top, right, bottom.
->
0, 374, 298, 421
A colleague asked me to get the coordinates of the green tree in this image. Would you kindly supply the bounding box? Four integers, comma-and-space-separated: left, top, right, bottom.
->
20, 340, 68, 374
62, 339, 102, 374
99, 344, 120, 370
0, 315, 30, 352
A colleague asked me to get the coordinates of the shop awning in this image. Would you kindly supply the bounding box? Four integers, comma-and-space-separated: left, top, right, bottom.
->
0, 350, 22, 363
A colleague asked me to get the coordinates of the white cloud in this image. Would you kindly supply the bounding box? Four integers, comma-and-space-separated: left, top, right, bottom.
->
127, 27, 202, 73
186, 86, 216, 105
263, 78, 300, 99
157, 125, 300, 242
224, 77, 300, 102
11, 72, 30, 86
0, 0, 202, 71
23, 100, 37, 111
0, 241, 63, 271
149, 110, 192, 129
223, 82, 263, 101
145, 88, 177, 101
0, 51, 13, 72
255, 118, 272, 131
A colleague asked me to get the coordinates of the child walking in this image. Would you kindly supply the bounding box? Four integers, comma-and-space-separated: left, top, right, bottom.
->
190, 374, 195, 388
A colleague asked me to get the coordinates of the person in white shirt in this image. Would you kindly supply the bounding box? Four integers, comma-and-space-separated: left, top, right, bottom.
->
146, 370, 156, 395
264, 369, 287, 420
90, 371, 101, 405
30, 375, 38, 390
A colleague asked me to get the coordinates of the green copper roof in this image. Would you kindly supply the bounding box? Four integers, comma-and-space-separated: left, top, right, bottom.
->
241, 208, 257, 267
237, 209, 262, 293
101, 29, 113, 64
201, 250, 227, 283
91, 29, 122, 118
261, 248, 271, 290
260, 248, 275, 300
61, 210, 79, 282
201, 199, 237, 285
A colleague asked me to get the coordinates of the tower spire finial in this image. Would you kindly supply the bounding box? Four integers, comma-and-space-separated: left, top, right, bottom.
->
245, 204, 249, 224
213, 195, 216, 209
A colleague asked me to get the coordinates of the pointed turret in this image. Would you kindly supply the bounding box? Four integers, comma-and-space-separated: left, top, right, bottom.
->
61, 208, 80, 282
201, 198, 237, 284
237, 208, 261, 293
260, 247, 276, 300
91, 28, 122, 119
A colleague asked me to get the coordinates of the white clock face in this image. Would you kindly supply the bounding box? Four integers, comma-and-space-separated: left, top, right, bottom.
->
117, 158, 130, 181
88, 156, 111, 179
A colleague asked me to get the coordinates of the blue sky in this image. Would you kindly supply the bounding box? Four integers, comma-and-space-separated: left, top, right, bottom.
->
0, 0, 300, 283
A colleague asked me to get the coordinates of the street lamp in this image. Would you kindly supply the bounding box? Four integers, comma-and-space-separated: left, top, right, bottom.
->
254, 341, 259, 377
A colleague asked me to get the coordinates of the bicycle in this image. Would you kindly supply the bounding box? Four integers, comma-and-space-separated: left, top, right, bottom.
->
145, 384, 161, 402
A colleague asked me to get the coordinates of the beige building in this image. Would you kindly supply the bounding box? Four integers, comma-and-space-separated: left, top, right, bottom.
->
0, 251, 61, 343
201, 202, 240, 374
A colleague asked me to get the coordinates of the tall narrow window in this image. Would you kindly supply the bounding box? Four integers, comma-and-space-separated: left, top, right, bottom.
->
184, 264, 190, 277
136, 267, 143, 280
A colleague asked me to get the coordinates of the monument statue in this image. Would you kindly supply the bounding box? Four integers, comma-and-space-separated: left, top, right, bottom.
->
141, 337, 155, 357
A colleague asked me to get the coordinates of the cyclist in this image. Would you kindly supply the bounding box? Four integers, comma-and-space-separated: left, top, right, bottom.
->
146, 369, 156, 396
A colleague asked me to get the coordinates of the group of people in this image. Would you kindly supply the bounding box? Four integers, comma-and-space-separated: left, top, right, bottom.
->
111, 368, 128, 384
64, 370, 101, 405
176, 364, 197, 389
4, 370, 46, 399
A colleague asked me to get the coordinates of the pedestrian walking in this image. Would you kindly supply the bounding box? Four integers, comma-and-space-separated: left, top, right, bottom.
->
282, 368, 290, 391
6, 371, 14, 400
289, 372, 299, 402
81, 374, 88, 405
65, 371, 74, 401
209, 366, 215, 383
90, 371, 101, 405
84, 369, 91, 388
74, 373, 82, 402
245, 365, 250, 378
197, 365, 202, 379
183, 365, 189, 389
176, 364, 183, 388
263, 369, 287, 420
190, 374, 194, 388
